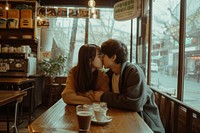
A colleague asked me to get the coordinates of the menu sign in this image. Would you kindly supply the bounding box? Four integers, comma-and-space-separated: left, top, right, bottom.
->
114, 0, 141, 21
40, 51, 51, 59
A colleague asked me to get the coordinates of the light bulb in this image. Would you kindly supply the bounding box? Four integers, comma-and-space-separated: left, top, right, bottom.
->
5, 3, 9, 10
91, 7, 96, 13
88, 0, 96, 8
37, 16, 41, 20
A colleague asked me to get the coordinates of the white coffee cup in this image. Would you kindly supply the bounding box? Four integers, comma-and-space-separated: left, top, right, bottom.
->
21, 45, 26, 53
8, 46, 14, 53
2, 47, 8, 53
94, 107, 108, 122
17, 47, 22, 53
14, 47, 18, 53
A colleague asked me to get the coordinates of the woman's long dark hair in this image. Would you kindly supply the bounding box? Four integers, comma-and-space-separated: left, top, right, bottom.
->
74, 44, 100, 93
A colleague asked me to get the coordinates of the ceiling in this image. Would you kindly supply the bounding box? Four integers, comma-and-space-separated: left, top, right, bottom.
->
39, 0, 121, 8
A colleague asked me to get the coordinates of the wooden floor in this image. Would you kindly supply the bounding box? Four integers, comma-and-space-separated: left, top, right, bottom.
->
20, 105, 48, 133
0, 104, 49, 133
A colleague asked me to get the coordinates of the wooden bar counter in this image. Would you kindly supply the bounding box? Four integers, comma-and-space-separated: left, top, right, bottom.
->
28, 99, 153, 133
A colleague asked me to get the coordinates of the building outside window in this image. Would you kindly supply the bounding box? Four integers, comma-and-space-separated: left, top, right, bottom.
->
150, 0, 200, 111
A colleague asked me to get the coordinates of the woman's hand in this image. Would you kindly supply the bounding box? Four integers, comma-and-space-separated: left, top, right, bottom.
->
93, 91, 104, 102
78, 90, 95, 102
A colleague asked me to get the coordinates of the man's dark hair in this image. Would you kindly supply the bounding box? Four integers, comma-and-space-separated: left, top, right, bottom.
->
101, 39, 128, 64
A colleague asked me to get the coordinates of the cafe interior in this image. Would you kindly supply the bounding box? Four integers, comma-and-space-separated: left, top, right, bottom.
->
0, 0, 200, 132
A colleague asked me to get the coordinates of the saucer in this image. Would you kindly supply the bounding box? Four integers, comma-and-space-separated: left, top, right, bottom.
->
91, 116, 112, 124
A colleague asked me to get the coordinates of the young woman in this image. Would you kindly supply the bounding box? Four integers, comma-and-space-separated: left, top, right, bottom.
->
62, 44, 109, 104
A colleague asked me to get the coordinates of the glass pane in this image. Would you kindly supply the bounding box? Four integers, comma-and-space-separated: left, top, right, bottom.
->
88, 8, 137, 63
184, 0, 200, 111
131, 20, 137, 63
151, 0, 180, 97
40, 16, 86, 73
40, 8, 136, 75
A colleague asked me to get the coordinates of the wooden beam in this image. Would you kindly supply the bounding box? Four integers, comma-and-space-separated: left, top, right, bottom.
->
40, 0, 121, 8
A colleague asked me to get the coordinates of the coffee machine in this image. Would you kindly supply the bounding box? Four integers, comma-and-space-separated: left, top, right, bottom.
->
0, 53, 36, 77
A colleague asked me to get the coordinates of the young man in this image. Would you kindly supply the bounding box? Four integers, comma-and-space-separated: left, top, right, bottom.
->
93, 39, 165, 133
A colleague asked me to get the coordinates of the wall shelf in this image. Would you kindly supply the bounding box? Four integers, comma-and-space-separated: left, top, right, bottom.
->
0, 0, 39, 57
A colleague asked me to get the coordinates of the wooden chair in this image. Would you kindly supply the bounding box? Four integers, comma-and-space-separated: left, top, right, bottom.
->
48, 83, 59, 107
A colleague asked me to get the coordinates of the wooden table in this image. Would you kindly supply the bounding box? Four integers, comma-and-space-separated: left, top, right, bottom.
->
0, 90, 27, 133
28, 99, 153, 133
0, 78, 35, 123
0, 78, 35, 91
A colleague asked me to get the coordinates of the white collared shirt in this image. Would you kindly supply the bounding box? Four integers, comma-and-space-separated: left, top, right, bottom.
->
112, 73, 120, 93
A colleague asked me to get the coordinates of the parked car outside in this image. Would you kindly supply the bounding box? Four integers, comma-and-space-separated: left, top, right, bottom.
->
151, 63, 158, 72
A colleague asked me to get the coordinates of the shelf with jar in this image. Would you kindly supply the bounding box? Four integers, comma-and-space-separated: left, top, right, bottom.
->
0, 1, 36, 28
0, 0, 40, 57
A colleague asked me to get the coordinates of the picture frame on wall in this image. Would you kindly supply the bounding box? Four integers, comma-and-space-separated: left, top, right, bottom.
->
37, 7, 46, 18
69, 8, 79, 18
78, 8, 89, 18
37, 19, 49, 28
90, 9, 100, 19
57, 8, 67, 17
47, 7, 57, 17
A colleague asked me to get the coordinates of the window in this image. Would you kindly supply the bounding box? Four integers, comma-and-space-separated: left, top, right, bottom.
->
150, 0, 200, 111
39, 8, 136, 75
89, 8, 137, 63
184, 0, 200, 110
151, 0, 180, 96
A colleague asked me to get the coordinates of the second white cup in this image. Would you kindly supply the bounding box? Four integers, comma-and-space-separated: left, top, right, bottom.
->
94, 107, 107, 122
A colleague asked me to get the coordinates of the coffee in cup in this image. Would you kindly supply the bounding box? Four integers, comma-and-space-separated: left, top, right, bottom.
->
76, 105, 93, 132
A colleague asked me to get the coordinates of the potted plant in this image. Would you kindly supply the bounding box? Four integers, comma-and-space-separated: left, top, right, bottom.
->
38, 55, 67, 83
